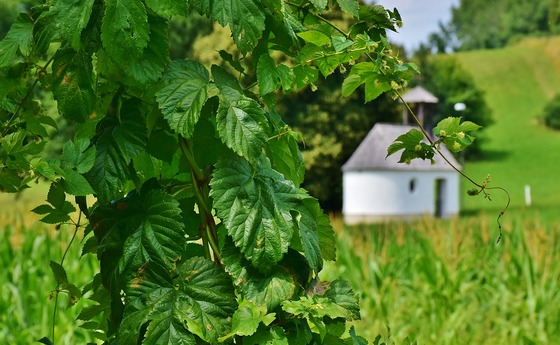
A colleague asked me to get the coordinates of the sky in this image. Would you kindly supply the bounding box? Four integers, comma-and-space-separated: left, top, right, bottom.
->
375, 0, 459, 53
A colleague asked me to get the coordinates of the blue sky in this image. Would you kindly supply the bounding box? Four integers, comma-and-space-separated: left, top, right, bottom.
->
375, 0, 459, 52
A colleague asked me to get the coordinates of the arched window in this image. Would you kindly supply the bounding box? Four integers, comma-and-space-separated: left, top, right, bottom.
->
409, 178, 416, 193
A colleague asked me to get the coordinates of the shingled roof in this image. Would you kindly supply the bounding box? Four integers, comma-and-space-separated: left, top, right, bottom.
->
342, 123, 461, 172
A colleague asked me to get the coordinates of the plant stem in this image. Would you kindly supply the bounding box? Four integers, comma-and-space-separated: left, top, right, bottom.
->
179, 137, 221, 264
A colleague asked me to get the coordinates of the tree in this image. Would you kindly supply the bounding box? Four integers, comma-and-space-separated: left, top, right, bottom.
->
0, 1, 419, 344
429, 0, 553, 52
412, 52, 492, 157
542, 93, 560, 130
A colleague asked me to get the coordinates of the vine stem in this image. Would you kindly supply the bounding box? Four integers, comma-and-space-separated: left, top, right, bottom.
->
395, 90, 510, 243
179, 137, 221, 263
51, 211, 82, 344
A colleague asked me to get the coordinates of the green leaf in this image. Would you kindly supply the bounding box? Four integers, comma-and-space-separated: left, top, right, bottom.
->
257, 54, 295, 95
336, 0, 359, 17
433, 117, 481, 152
266, 131, 305, 187
145, 0, 188, 17
121, 257, 237, 344
219, 300, 275, 341
50, 260, 69, 286
292, 65, 318, 90
192, 0, 265, 55
87, 104, 147, 203
331, 35, 354, 52
297, 30, 331, 47
293, 197, 336, 272
61, 170, 95, 196
124, 14, 169, 88
156, 60, 210, 139
119, 189, 186, 273
101, 0, 149, 64
221, 239, 298, 311
245, 326, 289, 345
310, 0, 328, 11
211, 153, 301, 271
48, 0, 95, 50
62, 138, 96, 174
216, 95, 270, 162
342, 62, 392, 102
51, 48, 95, 122
386, 128, 435, 164
0, 14, 34, 67
323, 280, 361, 320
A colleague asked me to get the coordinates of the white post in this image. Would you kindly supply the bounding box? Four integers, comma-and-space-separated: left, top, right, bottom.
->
524, 185, 531, 206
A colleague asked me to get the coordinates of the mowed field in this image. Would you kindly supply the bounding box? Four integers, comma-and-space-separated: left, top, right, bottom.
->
454, 37, 560, 217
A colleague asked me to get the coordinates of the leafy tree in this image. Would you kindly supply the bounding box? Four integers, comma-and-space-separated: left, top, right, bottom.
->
277, 74, 400, 210
429, 0, 553, 52
0, 0, 421, 344
412, 52, 492, 157
542, 93, 560, 130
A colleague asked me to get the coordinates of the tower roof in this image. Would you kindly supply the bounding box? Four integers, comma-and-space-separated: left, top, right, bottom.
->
401, 86, 438, 104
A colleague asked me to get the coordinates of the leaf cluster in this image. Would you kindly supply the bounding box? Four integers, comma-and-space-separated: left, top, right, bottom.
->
0, 0, 418, 344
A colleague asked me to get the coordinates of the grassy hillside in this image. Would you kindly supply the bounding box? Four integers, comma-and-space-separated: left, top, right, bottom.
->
454, 37, 560, 215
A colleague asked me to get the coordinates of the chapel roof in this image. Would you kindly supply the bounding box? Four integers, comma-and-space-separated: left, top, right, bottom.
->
342, 123, 461, 172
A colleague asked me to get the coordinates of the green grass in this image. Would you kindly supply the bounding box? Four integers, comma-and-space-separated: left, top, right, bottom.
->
454, 37, 560, 213
0, 221, 99, 344
325, 213, 560, 344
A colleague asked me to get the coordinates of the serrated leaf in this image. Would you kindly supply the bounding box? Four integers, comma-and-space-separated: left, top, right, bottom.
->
145, 0, 188, 17
87, 105, 147, 203
118, 189, 186, 274
47, 182, 66, 209
459, 120, 482, 132
32, 204, 54, 215
0, 14, 34, 67
50, 260, 69, 286
101, 0, 149, 64
211, 153, 302, 271
245, 326, 289, 345
336, 0, 359, 17
61, 170, 95, 196
156, 60, 210, 139
310, 0, 328, 11
121, 257, 236, 344
62, 138, 96, 174
293, 65, 319, 90
266, 132, 304, 187
293, 197, 336, 272
48, 0, 95, 50
342, 62, 391, 102
219, 300, 274, 341
297, 30, 331, 47
192, 0, 265, 55
51, 48, 95, 122
323, 280, 361, 320
332, 35, 354, 52
124, 14, 169, 88
221, 238, 298, 311
386, 128, 434, 163
433, 117, 481, 153
257, 54, 295, 95
216, 95, 270, 162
